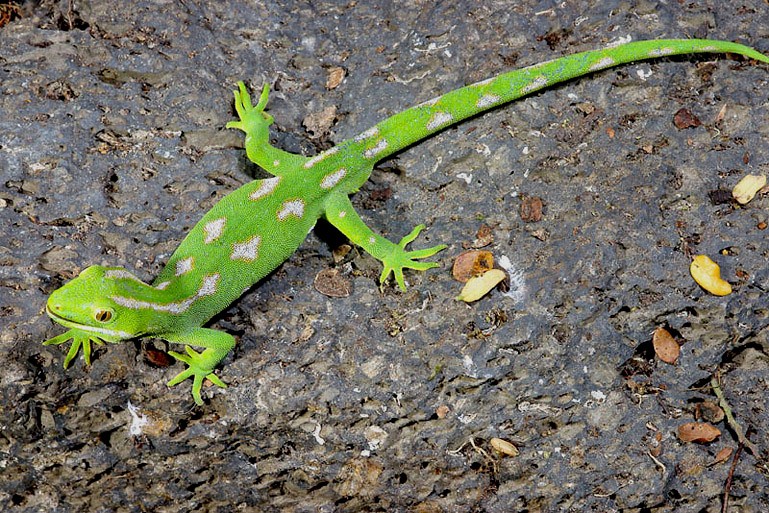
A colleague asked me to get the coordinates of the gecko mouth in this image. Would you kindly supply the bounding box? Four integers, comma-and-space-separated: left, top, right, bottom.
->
46, 304, 76, 324
45, 305, 134, 341
45, 304, 95, 331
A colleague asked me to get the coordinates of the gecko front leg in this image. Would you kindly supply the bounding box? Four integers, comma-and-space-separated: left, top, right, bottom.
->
323, 192, 446, 290
163, 328, 234, 405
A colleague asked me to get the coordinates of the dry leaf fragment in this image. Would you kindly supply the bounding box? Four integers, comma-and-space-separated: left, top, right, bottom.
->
332, 243, 352, 263
520, 196, 543, 223
490, 437, 519, 457
673, 107, 702, 129
456, 269, 507, 302
708, 188, 733, 205
326, 66, 346, 89
710, 447, 733, 466
530, 228, 548, 241
714, 103, 728, 124
303, 105, 337, 139
145, 348, 174, 367
695, 400, 724, 424
678, 422, 721, 443
732, 174, 766, 205
690, 255, 732, 296
652, 327, 680, 364
473, 224, 494, 248
452, 250, 494, 283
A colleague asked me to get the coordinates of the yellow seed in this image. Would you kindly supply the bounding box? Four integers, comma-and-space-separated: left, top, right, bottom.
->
732, 174, 766, 205
690, 255, 732, 296
456, 269, 507, 302
490, 437, 519, 457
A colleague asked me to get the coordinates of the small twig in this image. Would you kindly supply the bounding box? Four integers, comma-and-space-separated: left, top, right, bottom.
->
469, 437, 499, 474
722, 440, 743, 513
710, 374, 759, 457
647, 450, 667, 474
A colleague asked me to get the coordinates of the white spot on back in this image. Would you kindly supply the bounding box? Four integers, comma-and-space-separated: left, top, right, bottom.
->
338, 210, 346, 218
588, 56, 616, 72
473, 77, 494, 87
522, 75, 548, 94
426, 112, 454, 131
320, 168, 347, 190
363, 139, 388, 159
204, 218, 226, 244
649, 47, 674, 57
154, 281, 171, 290
104, 269, 145, 283
249, 177, 281, 201
354, 127, 380, 142
368, 236, 376, 245
231, 235, 262, 262
198, 274, 219, 296
303, 146, 340, 169
476, 94, 500, 109
417, 96, 441, 108
175, 257, 194, 276
277, 199, 305, 220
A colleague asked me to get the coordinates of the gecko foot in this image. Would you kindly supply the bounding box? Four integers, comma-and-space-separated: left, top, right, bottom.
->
43, 329, 104, 367
379, 224, 447, 291
167, 346, 227, 405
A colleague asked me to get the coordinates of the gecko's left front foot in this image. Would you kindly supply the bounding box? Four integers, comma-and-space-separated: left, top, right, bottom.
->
43, 328, 105, 367
380, 224, 447, 291
225, 81, 272, 137
167, 346, 228, 405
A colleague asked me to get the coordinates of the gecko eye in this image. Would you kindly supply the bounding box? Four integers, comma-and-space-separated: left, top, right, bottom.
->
94, 309, 114, 323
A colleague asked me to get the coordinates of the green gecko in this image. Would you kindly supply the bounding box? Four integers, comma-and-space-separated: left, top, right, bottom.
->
43, 39, 769, 404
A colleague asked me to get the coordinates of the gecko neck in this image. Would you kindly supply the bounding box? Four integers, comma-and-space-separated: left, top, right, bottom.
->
246, 137, 308, 175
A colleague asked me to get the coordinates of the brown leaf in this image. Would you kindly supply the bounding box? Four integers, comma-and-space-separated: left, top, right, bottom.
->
678, 422, 721, 443
711, 447, 733, 466
695, 400, 724, 424
145, 348, 174, 367
652, 326, 679, 364
452, 250, 494, 283
520, 196, 543, 223
673, 108, 702, 129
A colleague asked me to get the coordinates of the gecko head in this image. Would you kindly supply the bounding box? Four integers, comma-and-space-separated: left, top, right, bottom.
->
45, 265, 150, 342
